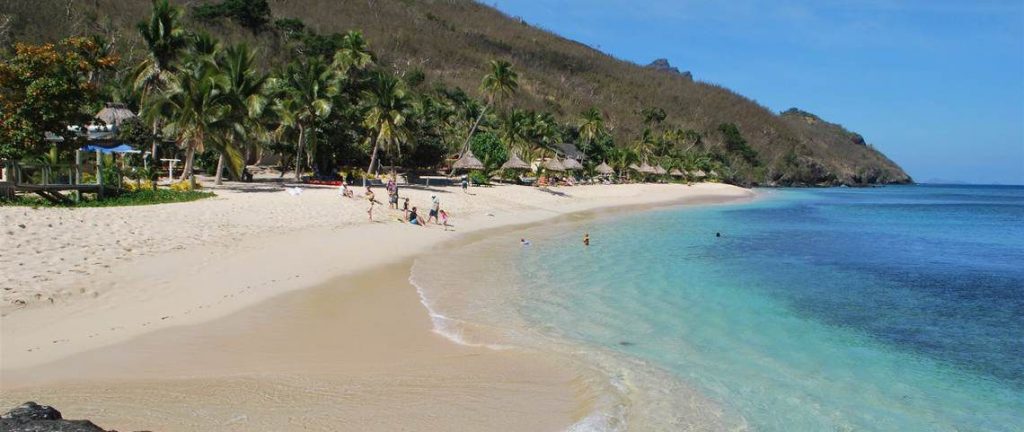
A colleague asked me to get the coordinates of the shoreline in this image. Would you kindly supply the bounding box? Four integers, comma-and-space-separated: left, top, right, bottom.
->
1, 182, 755, 430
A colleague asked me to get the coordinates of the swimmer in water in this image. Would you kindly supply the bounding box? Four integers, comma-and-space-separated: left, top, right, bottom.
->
521, 238, 531, 246
583, 233, 590, 246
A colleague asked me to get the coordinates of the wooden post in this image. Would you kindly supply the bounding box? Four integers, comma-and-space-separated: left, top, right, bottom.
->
74, 150, 82, 202
96, 149, 103, 198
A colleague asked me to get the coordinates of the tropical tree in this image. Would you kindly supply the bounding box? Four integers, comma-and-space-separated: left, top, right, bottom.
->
459, 59, 518, 155
0, 37, 117, 160
273, 57, 338, 181
134, 0, 189, 160
577, 107, 605, 158
333, 31, 374, 74
362, 71, 414, 184
148, 52, 231, 186
214, 43, 268, 184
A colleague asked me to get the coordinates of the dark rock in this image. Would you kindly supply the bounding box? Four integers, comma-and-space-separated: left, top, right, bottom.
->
0, 402, 111, 432
2, 402, 62, 421
646, 58, 692, 79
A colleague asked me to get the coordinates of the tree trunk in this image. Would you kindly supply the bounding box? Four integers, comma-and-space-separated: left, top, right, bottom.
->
215, 152, 226, 185
294, 124, 304, 182
364, 134, 380, 187
150, 121, 160, 169
180, 145, 196, 188
459, 101, 491, 156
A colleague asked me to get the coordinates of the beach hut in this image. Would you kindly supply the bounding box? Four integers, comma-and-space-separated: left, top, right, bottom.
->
693, 169, 707, 179
709, 170, 720, 179
542, 157, 566, 172
638, 162, 657, 175
95, 103, 137, 129
500, 153, 531, 171
595, 162, 615, 176
562, 157, 583, 170
452, 149, 485, 171
655, 165, 668, 175
670, 168, 684, 177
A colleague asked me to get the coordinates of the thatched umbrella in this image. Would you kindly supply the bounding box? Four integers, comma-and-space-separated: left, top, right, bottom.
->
595, 162, 615, 175
655, 165, 668, 175
709, 170, 719, 178
638, 162, 657, 174
670, 168, 684, 177
452, 149, 485, 171
693, 169, 707, 179
543, 157, 566, 172
501, 153, 531, 171
95, 103, 136, 128
562, 158, 583, 170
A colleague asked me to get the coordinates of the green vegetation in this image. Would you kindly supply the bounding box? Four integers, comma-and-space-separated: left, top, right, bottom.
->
0, 0, 911, 186
2, 189, 214, 207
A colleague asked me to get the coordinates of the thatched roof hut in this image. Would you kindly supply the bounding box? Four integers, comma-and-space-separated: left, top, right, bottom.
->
95, 103, 136, 128
670, 168, 684, 177
562, 158, 583, 170
693, 169, 707, 178
452, 149, 485, 170
595, 162, 615, 175
709, 170, 719, 178
638, 162, 657, 174
655, 165, 668, 175
501, 153, 531, 170
543, 157, 566, 172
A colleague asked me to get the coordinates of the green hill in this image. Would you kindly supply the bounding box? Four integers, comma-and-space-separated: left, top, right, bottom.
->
0, 0, 911, 186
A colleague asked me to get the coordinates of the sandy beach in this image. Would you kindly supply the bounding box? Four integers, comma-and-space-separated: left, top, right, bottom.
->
1, 180, 753, 430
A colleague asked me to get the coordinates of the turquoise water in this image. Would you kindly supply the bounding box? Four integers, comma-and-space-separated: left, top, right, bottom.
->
414, 185, 1024, 430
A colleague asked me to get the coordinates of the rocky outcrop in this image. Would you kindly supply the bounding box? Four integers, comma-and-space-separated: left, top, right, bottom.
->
646, 58, 693, 80
1, 402, 116, 432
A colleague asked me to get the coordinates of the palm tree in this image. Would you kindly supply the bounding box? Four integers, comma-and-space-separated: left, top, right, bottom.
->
273, 57, 339, 181
333, 31, 375, 73
459, 60, 518, 155
134, 0, 188, 162
578, 108, 605, 157
148, 54, 231, 187
215, 43, 268, 185
362, 72, 414, 185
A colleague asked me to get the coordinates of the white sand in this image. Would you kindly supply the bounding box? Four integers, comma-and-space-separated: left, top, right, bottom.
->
1, 179, 753, 430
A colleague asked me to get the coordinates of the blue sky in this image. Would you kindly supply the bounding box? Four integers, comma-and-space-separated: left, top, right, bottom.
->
489, 0, 1024, 184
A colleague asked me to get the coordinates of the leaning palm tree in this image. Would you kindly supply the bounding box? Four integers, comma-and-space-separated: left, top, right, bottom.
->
147, 54, 231, 186
458, 60, 518, 156
273, 57, 339, 181
578, 107, 605, 158
214, 43, 269, 184
134, 0, 188, 162
362, 72, 414, 185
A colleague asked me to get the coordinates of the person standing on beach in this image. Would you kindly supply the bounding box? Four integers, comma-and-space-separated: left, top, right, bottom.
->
428, 195, 441, 224
461, 176, 469, 192
402, 197, 411, 220
366, 186, 379, 221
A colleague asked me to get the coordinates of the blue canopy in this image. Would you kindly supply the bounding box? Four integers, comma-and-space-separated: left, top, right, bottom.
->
81, 144, 139, 154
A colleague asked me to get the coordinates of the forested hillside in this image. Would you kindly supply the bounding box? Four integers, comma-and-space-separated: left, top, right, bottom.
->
0, 0, 911, 185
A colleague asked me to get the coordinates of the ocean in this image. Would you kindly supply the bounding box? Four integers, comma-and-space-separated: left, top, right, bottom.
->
411, 185, 1024, 431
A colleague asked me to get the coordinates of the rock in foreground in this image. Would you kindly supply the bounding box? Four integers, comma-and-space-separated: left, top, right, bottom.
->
1, 402, 112, 432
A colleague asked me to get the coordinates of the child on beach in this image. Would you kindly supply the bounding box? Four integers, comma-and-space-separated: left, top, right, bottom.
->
402, 197, 411, 220
439, 209, 450, 231
339, 182, 353, 198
